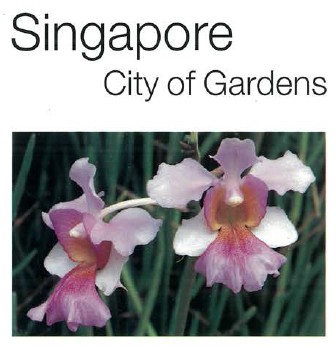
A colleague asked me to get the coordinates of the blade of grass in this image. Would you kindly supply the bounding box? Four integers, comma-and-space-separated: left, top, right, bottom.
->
13, 133, 36, 220
100, 293, 114, 336
143, 132, 154, 185
191, 275, 205, 298
199, 132, 222, 159
207, 284, 219, 321
278, 227, 324, 335
253, 132, 265, 155
12, 292, 18, 336
299, 272, 325, 336
263, 252, 292, 336
189, 311, 201, 336
12, 249, 37, 278
234, 294, 249, 335
290, 133, 309, 225
122, 133, 135, 189
68, 133, 82, 157
167, 132, 183, 164
168, 256, 197, 335
121, 265, 157, 336
135, 230, 164, 336
105, 133, 124, 203
224, 306, 256, 336
160, 209, 181, 334
209, 288, 230, 335
75, 326, 94, 336
140, 132, 155, 289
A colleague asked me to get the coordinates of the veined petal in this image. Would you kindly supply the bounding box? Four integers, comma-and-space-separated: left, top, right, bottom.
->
44, 242, 77, 277
27, 264, 111, 331
249, 151, 316, 195
95, 247, 128, 296
194, 225, 286, 293
213, 138, 258, 176
173, 209, 217, 256
252, 207, 298, 248
91, 208, 162, 257
69, 158, 104, 213
147, 158, 217, 208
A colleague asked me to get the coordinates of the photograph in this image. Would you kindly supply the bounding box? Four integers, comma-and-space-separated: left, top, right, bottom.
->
12, 132, 325, 336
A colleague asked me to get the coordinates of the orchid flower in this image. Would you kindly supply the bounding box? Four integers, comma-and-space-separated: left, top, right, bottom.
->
147, 138, 315, 293
27, 158, 162, 331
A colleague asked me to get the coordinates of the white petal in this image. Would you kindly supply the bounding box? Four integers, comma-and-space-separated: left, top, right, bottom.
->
252, 207, 298, 248
44, 242, 77, 277
147, 158, 217, 208
91, 208, 162, 257
173, 209, 217, 256
95, 247, 128, 296
250, 151, 315, 195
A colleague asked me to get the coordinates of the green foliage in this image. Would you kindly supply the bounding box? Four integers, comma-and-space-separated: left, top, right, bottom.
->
12, 132, 325, 336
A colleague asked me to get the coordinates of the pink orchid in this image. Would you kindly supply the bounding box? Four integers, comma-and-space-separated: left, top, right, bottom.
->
27, 158, 162, 331
147, 138, 315, 293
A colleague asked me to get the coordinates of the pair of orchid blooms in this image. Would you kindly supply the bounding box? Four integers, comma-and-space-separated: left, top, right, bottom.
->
27, 138, 315, 332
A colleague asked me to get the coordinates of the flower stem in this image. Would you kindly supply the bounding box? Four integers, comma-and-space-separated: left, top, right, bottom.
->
168, 131, 201, 336
189, 132, 200, 161
99, 198, 157, 218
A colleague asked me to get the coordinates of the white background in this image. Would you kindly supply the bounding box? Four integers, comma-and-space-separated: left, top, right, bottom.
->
1, 0, 335, 343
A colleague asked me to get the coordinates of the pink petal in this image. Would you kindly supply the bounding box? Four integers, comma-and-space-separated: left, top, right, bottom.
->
44, 242, 77, 277
252, 207, 298, 248
27, 264, 111, 331
91, 208, 162, 257
249, 151, 316, 195
95, 246, 128, 296
27, 301, 49, 322
147, 158, 217, 208
69, 158, 104, 213
194, 226, 286, 293
42, 195, 88, 230
213, 138, 258, 177
173, 209, 217, 256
